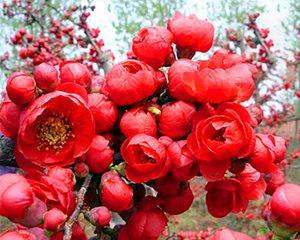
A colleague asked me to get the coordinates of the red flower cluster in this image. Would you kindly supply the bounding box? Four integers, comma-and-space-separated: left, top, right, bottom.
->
0, 10, 294, 240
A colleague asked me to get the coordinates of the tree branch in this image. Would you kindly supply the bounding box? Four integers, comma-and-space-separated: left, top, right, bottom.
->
63, 174, 92, 240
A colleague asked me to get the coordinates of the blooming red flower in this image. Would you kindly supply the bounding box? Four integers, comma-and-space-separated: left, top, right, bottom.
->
208, 228, 254, 240
269, 184, 300, 232
237, 164, 266, 200
188, 102, 255, 163
205, 179, 248, 218
167, 11, 214, 53
88, 93, 118, 133
85, 135, 113, 174
121, 133, 170, 183
126, 206, 168, 240
0, 230, 36, 240
0, 97, 22, 139
34, 63, 59, 92
159, 101, 196, 139
43, 208, 67, 231
100, 171, 133, 212
89, 206, 112, 227
249, 133, 286, 173
16, 90, 95, 168
59, 61, 91, 89
158, 183, 194, 215
120, 107, 157, 138
167, 140, 198, 181
0, 174, 34, 221
105, 60, 157, 105
6, 72, 36, 106
132, 26, 173, 69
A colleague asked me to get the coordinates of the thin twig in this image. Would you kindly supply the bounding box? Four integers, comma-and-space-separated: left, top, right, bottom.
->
63, 174, 92, 240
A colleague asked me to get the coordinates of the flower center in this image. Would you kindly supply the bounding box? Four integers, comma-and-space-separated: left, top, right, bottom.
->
37, 114, 73, 151
213, 128, 226, 142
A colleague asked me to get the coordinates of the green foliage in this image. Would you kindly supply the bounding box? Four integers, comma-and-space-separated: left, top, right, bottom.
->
108, 0, 186, 53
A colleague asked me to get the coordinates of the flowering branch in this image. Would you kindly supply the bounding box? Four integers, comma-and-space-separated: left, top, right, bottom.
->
63, 174, 92, 240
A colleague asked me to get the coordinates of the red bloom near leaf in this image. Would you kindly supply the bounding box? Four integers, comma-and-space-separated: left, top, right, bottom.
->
132, 26, 174, 69
121, 133, 170, 183
105, 60, 157, 105
120, 107, 157, 138
205, 178, 248, 218
16, 90, 95, 168
100, 171, 133, 212
167, 11, 214, 53
0, 97, 22, 139
158, 101, 196, 140
0, 230, 36, 240
249, 133, 286, 173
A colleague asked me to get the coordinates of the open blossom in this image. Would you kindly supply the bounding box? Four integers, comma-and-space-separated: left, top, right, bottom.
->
16, 90, 95, 168
167, 11, 214, 53
121, 133, 170, 183
105, 60, 157, 105
132, 26, 173, 69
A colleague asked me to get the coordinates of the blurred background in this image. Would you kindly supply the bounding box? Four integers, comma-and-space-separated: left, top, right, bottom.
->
0, 0, 299, 238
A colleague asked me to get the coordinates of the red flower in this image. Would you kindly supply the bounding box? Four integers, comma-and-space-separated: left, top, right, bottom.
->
167, 140, 198, 181
205, 179, 248, 218
126, 206, 168, 240
43, 208, 67, 231
50, 222, 87, 240
155, 70, 167, 93
167, 11, 214, 53
120, 107, 157, 138
269, 184, 300, 232
158, 183, 194, 215
6, 72, 36, 106
249, 134, 286, 173
55, 82, 88, 103
30, 168, 76, 215
88, 206, 112, 227
88, 93, 118, 133
264, 168, 285, 195
105, 60, 157, 105
237, 164, 266, 200
188, 102, 255, 162
59, 61, 91, 89
47, 166, 76, 189
121, 134, 170, 183
100, 171, 133, 212
158, 101, 196, 139
85, 135, 113, 174
34, 63, 59, 92
0, 174, 34, 221
0, 230, 36, 240
17, 91, 95, 168
0, 97, 22, 139
132, 26, 173, 69
208, 228, 254, 240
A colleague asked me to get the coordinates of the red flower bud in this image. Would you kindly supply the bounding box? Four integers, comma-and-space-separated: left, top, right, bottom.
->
59, 61, 91, 89
0, 229, 36, 240
159, 101, 196, 139
105, 60, 157, 105
74, 162, 89, 178
89, 206, 112, 227
86, 135, 114, 174
88, 93, 118, 133
132, 26, 173, 69
43, 208, 67, 231
34, 63, 59, 92
0, 97, 22, 139
6, 72, 36, 106
264, 168, 285, 195
100, 171, 133, 212
120, 107, 157, 138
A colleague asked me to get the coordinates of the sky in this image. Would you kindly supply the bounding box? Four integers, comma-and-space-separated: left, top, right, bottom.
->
88, 0, 291, 61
